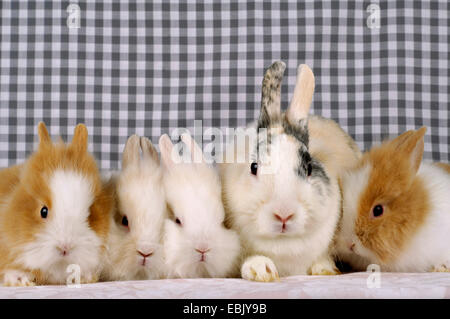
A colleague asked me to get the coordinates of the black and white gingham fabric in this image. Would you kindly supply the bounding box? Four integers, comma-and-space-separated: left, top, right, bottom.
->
0, 0, 449, 170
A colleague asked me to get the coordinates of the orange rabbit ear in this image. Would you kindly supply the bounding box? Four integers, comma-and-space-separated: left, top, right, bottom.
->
37, 122, 52, 149
71, 124, 88, 153
391, 127, 427, 174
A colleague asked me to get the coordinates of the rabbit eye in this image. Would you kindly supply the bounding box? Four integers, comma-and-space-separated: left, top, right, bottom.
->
121, 216, 129, 227
307, 163, 312, 177
40, 206, 48, 219
250, 162, 258, 176
372, 205, 384, 218
175, 218, 182, 226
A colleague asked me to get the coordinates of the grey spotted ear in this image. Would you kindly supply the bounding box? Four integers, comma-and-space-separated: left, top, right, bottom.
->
286, 64, 315, 126
258, 61, 286, 129
140, 136, 159, 164
122, 134, 140, 169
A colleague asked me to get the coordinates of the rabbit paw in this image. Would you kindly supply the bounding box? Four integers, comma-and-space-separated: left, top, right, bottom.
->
80, 273, 99, 284
431, 264, 450, 273
241, 256, 280, 282
309, 259, 340, 276
3, 270, 35, 287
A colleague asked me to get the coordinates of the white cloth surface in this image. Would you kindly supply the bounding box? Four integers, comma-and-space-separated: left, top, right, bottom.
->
0, 272, 449, 299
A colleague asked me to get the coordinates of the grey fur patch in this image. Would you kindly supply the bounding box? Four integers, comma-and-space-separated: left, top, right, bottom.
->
296, 147, 330, 185
282, 118, 309, 147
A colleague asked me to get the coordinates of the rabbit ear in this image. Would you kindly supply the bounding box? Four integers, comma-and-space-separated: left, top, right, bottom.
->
391, 127, 427, 174
37, 122, 52, 149
70, 123, 88, 153
258, 61, 286, 128
122, 134, 140, 169
159, 134, 182, 170
140, 136, 159, 164
286, 64, 315, 125
181, 133, 205, 164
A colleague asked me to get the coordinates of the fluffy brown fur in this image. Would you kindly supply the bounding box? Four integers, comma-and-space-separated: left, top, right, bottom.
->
0, 122, 112, 285
354, 127, 430, 264
435, 162, 450, 174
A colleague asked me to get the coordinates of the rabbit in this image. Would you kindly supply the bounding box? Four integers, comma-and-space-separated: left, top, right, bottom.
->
100, 135, 167, 281
0, 122, 112, 286
218, 61, 362, 281
159, 133, 241, 278
335, 127, 450, 273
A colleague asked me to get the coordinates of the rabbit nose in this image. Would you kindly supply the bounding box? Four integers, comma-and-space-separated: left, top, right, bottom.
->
137, 250, 153, 258
274, 213, 294, 224
56, 244, 72, 256
195, 248, 210, 254
349, 243, 356, 252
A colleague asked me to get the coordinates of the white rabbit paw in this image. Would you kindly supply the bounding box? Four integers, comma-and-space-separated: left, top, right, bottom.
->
3, 270, 35, 287
309, 259, 340, 276
241, 256, 280, 282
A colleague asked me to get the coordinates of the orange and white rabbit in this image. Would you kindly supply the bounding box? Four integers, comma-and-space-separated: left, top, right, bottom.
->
0, 122, 112, 286
336, 127, 450, 272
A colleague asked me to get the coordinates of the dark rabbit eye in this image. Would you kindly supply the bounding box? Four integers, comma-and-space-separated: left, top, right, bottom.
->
175, 218, 182, 226
250, 162, 258, 176
40, 206, 48, 219
307, 163, 312, 177
372, 205, 384, 218
121, 216, 129, 227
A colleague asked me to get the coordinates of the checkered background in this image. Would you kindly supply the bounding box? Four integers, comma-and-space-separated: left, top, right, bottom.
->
0, 0, 448, 170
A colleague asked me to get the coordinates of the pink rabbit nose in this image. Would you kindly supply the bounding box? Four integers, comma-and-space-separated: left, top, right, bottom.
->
57, 244, 71, 256
349, 243, 356, 252
195, 247, 210, 262
137, 250, 153, 258
274, 213, 294, 224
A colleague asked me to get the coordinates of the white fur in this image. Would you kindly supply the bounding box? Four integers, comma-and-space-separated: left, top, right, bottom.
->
336, 162, 450, 272
102, 157, 167, 281
161, 136, 241, 279
220, 121, 341, 279
335, 163, 374, 270
18, 169, 102, 284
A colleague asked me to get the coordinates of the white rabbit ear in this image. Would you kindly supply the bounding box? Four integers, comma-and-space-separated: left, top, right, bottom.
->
258, 61, 286, 128
159, 134, 181, 169
140, 136, 159, 164
181, 133, 205, 164
122, 134, 140, 169
286, 64, 315, 125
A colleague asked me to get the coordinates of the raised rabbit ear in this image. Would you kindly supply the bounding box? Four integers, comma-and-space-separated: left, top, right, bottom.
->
140, 136, 159, 164
37, 122, 52, 149
286, 64, 315, 126
159, 134, 182, 169
181, 133, 205, 164
391, 127, 427, 174
70, 123, 89, 153
122, 134, 140, 169
258, 61, 286, 128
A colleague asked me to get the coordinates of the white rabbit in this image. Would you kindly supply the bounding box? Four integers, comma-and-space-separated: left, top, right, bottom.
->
159, 133, 241, 278
219, 61, 361, 281
101, 135, 167, 281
